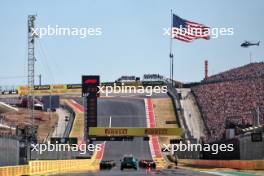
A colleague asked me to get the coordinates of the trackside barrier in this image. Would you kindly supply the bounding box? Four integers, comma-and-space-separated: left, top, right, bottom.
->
0, 159, 98, 176
29, 159, 97, 174
179, 159, 264, 170
0, 165, 29, 176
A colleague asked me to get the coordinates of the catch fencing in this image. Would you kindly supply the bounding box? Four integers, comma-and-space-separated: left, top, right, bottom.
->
0, 136, 19, 166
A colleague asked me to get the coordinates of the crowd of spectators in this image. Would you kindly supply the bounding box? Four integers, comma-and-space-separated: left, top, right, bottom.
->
204, 62, 264, 83
192, 62, 264, 142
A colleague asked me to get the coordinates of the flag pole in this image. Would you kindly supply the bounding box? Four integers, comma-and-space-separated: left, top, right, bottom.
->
169, 9, 174, 86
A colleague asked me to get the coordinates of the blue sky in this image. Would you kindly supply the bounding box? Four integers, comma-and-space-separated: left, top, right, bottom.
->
0, 0, 263, 86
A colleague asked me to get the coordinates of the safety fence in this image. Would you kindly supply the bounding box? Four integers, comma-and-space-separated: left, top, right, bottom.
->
0, 136, 19, 166
0, 159, 99, 176
179, 159, 264, 170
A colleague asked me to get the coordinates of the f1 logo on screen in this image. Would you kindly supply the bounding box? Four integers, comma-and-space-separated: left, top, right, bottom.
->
84, 79, 98, 84
82, 75, 100, 97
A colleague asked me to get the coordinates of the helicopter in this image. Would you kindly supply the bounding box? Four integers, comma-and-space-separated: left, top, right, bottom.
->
241, 41, 260, 48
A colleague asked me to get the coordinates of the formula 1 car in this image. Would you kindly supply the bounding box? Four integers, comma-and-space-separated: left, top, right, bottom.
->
139, 159, 156, 169
99, 160, 116, 170
120, 155, 138, 170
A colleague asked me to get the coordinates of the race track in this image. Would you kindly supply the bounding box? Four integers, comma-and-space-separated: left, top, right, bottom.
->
52, 96, 214, 176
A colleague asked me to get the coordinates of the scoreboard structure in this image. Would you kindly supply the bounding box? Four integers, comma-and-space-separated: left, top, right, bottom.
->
82, 75, 100, 143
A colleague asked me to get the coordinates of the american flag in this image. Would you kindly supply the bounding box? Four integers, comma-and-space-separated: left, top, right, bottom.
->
172, 14, 210, 42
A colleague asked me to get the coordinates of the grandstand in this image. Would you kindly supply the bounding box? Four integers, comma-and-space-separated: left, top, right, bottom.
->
0, 86, 18, 95
192, 62, 264, 142
142, 74, 164, 82
204, 62, 264, 83
115, 75, 138, 82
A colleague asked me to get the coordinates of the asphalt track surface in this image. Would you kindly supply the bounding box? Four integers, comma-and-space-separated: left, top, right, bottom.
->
98, 98, 152, 161
53, 168, 214, 176
52, 96, 214, 176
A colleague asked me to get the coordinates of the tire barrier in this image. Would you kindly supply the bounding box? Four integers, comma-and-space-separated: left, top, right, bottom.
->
179, 159, 264, 170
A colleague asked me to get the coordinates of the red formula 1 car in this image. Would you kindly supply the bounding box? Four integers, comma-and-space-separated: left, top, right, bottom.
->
139, 159, 156, 169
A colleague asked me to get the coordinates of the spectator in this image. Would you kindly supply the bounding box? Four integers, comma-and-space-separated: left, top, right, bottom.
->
192, 62, 264, 142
